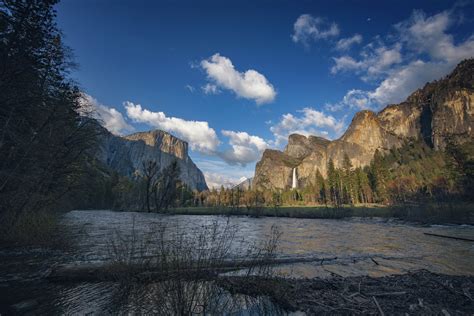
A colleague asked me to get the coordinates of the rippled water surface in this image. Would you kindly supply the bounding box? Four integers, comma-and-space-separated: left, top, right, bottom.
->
1, 210, 473, 314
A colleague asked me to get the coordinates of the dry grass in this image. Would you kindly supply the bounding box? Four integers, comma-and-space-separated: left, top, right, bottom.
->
105, 217, 284, 314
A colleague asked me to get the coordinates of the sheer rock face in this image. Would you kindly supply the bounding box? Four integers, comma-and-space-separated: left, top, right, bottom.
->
123, 130, 188, 160
96, 129, 208, 191
253, 59, 474, 190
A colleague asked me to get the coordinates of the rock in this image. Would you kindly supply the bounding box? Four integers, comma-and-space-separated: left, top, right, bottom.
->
96, 128, 208, 191
253, 59, 474, 190
379, 59, 474, 149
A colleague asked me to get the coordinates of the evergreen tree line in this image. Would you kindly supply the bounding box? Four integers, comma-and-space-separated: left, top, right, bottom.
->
198, 139, 474, 208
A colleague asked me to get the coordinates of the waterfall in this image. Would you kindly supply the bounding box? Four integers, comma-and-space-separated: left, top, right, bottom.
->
292, 168, 297, 189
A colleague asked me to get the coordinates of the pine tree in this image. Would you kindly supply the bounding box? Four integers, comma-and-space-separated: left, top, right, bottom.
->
327, 159, 341, 206
342, 154, 354, 204
314, 169, 325, 204
369, 150, 389, 203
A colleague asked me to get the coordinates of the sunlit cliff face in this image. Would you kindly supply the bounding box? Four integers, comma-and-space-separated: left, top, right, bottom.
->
253, 60, 474, 190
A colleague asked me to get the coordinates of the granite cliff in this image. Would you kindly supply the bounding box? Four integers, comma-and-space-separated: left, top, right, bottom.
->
253, 59, 474, 190
96, 128, 208, 191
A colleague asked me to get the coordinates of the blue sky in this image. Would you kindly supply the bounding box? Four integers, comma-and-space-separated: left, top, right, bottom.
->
56, 0, 474, 188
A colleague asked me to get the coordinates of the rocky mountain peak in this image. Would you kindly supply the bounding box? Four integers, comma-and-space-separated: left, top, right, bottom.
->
96, 127, 208, 191
285, 134, 316, 159
124, 130, 188, 160
253, 59, 473, 190
340, 110, 381, 143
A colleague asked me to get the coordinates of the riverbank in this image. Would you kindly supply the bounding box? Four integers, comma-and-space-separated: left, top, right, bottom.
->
220, 270, 474, 314
157, 203, 474, 224
2, 210, 473, 314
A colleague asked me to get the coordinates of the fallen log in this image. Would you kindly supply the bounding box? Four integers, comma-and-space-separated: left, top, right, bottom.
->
47, 256, 340, 283
424, 233, 474, 242
46, 254, 417, 283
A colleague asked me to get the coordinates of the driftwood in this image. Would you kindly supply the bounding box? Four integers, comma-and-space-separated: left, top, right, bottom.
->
47, 256, 339, 283
424, 232, 474, 242
373, 296, 385, 316
47, 254, 420, 283
218, 270, 474, 315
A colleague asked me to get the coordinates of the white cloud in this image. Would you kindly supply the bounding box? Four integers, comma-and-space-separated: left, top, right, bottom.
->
330, 8, 474, 109
200, 53, 276, 104
365, 45, 403, 78
203, 172, 245, 189
122, 101, 270, 167
336, 34, 363, 51
325, 89, 377, 112
367, 10, 474, 105
185, 85, 195, 93
124, 102, 220, 154
397, 10, 474, 64
195, 157, 254, 189
331, 56, 364, 74
219, 130, 269, 166
79, 93, 134, 135
343, 89, 373, 109
368, 60, 455, 105
292, 14, 339, 46
202, 83, 220, 95
270, 108, 345, 145
331, 44, 402, 78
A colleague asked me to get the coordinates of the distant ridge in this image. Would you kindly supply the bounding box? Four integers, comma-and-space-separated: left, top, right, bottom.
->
96, 127, 208, 191
253, 59, 474, 190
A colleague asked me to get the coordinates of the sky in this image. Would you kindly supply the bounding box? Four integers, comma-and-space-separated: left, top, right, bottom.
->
56, 0, 474, 188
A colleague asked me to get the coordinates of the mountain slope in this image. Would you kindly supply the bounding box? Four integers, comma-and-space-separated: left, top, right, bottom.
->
96, 128, 208, 191
253, 59, 474, 190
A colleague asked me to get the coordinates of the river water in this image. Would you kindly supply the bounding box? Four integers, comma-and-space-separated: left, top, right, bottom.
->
1, 210, 473, 314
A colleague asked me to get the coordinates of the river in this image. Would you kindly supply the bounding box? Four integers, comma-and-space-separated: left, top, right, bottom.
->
1, 210, 473, 314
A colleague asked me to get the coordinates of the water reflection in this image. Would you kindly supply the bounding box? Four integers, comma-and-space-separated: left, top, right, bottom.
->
62, 210, 474, 278
1, 210, 473, 314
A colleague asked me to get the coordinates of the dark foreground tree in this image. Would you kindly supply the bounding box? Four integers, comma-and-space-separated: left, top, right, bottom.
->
0, 0, 98, 230
142, 161, 159, 212
153, 160, 181, 211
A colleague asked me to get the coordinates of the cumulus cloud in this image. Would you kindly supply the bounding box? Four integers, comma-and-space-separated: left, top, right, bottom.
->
124, 102, 220, 154
335, 34, 363, 51
200, 53, 276, 104
397, 10, 474, 64
331, 56, 364, 74
328, 61, 455, 110
330, 8, 474, 109
292, 14, 340, 46
79, 93, 134, 135
202, 83, 220, 95
195, 157, 254, 189
219, 130, 269, 166
122, 101, 269, 167
270, 108, 345, 145
203, 172, 247, 189
331, 44, 402, 78
368, 60, 454, 105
